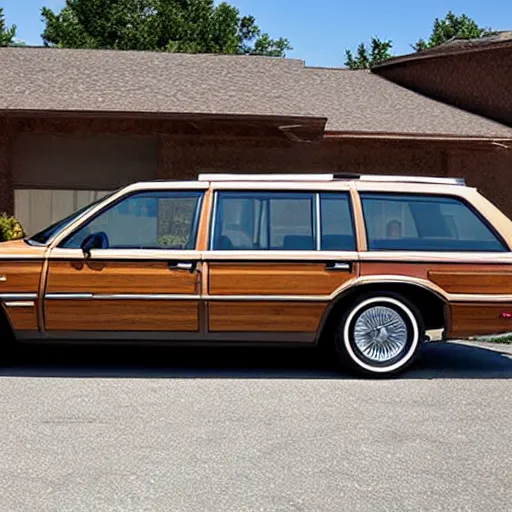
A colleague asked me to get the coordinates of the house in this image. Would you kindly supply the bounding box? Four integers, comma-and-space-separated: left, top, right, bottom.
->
1, 46, 511, 234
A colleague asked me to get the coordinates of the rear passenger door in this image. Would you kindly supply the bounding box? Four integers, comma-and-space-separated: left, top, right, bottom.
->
205, 189, 359, 341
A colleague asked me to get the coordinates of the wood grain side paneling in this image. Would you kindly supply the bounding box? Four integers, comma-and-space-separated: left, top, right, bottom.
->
46, 260, 198, 294
361, 263, 512, 295
430, 271, 512, 294
45, 300, 199, 331
360, 262, 430, 279
448, 303, 512, 338
0, 261, 43, 293
209, 263, 355, 296
3, 305, 38, 331
208, 301, 327, 332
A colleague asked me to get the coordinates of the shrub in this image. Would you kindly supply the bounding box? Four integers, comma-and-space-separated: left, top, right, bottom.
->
157, 234, 188, 249
0, 213, 25, 242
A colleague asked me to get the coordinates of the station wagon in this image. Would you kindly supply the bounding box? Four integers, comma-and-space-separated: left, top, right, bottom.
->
2, 173, 512, 376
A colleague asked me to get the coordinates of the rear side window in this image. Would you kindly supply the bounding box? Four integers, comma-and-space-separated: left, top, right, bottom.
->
361, 193, 507, 252
212, 192, 315, 250
320, 193, 356, 251
212, 191, 356, 251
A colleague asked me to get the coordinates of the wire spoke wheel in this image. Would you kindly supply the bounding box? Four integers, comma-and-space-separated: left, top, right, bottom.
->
353, 306, 408, 363
336, 294, 424, 377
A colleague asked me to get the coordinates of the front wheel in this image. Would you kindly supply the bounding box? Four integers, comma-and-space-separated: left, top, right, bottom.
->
335, 293, 424, 377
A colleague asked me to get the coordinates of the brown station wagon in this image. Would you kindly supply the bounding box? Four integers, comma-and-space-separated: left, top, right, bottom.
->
2, 173, 512, 376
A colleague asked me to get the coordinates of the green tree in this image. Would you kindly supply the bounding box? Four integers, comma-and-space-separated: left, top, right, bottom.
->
345, 11, 494, 69
413, 11, 494, 51
41, 0, 292, 57
0, 7, 16, 46
345, 37, 393, 69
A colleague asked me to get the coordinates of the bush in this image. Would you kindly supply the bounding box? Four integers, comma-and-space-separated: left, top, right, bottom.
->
0, 213, 25, 242
157, 234, 188, 249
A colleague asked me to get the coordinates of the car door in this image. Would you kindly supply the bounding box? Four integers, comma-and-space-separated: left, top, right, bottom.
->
205, 186, 360, 342
43, 186, 206, 338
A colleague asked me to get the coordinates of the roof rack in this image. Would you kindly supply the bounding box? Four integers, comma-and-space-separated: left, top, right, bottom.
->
198, 173, 466, 186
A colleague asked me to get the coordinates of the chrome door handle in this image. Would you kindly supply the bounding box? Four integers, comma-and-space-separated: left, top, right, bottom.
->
168, 261, 196, 272
326, 262, 351, 271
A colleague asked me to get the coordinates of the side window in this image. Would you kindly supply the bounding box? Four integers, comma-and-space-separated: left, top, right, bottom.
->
320, 193, 356, 251
61, 191, 203, 250
361, 193, 506, 252
212, 192, 315, 250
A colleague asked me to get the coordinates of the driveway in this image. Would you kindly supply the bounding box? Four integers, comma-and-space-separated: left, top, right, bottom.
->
0, 341, 511, 512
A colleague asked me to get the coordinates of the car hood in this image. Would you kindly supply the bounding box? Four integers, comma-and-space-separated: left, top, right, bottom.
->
0, 239, 46, 259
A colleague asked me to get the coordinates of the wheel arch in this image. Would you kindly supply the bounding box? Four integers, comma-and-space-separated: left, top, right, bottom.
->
317, 279, 448, 345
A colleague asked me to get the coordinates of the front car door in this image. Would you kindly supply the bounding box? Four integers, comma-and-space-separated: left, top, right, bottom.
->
43, 183, 207, 339
205, 182, 360, 342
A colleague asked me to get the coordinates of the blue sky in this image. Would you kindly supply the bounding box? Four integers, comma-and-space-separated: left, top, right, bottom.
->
3, 0, 511, 67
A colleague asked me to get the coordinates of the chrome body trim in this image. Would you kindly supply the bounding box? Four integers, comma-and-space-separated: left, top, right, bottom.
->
42, 286, 512, 304
45, 293, 200, 301
45, 293, 93, 300
17, 331, 316, 344
329, 262, 351, 271
207, 295, 328, 302
4, 301, 35, 308
0, 293, 38, 301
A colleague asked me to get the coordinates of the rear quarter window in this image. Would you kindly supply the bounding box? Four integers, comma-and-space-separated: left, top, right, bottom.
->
360, 193, 507, 252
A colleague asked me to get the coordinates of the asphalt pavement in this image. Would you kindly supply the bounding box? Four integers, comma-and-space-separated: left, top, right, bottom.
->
0, 341, 511, 512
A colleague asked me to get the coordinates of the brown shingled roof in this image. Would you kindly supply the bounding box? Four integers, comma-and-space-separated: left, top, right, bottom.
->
373, 31, 512, 69
1, 46, 512, 138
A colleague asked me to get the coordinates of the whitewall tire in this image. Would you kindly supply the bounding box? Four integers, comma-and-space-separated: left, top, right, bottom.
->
335, 293, 424, 377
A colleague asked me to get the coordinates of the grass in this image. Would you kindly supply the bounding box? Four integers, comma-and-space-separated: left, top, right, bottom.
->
469, 333, 512, 344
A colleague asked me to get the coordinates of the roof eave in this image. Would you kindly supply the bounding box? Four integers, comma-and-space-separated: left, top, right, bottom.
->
372, 39, 512, 71
324, 131, 512, 149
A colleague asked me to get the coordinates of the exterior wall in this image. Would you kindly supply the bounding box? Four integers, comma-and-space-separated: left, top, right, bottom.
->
10, 127, 159, 234
159, 137, 512, 218
13, 133, 159, 189
0, 118, 14, 215
447, 150, 512, 217
158, 138, 448, 177
374, 46, 512, 126
3, 115, 512, 235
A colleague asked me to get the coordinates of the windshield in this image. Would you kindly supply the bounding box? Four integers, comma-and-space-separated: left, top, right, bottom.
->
27, 192, 116, 246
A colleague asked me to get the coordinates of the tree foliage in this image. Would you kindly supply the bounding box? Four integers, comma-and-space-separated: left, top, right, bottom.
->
41, 0, 292, 57
345, 36, 392, 69
345, 11, 494, 69
0, 7, 16, 47
413, 11, 494, 51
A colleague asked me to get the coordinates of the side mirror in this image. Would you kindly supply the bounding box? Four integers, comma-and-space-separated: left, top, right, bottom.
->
81, 232, 108, 258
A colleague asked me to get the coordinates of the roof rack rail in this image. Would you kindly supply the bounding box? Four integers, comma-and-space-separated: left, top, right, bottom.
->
197, 173, 466, 186
357, 175, 466, 186
198, 173, 334, 182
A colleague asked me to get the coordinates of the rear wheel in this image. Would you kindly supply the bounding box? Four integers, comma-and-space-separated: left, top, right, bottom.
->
335, 293, 424, 377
